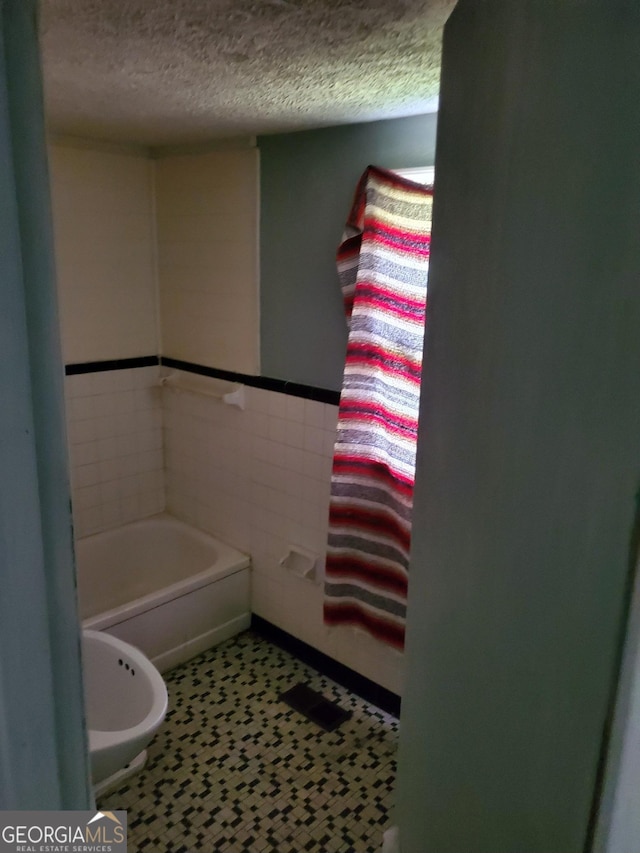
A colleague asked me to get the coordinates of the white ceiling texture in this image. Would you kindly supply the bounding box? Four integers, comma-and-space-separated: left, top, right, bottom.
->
40, 0, 454, 147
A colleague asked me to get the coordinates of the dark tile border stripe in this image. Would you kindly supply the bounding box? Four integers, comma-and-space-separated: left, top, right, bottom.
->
65, 355, 159, 375
64, 355, 341, 405
251, 614, 401, 718
161, 356, 341, 406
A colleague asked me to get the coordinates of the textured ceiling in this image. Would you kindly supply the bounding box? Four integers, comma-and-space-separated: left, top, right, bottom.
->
40, 0, 453, 147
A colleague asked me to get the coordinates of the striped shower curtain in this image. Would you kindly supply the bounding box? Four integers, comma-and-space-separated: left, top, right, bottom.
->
324, 165, 433, 650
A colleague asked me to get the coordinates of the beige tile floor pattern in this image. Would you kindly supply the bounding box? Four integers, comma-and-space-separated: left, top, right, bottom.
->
99, 631, 398, 852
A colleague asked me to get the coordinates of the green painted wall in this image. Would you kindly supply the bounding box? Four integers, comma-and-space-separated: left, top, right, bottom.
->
396, 2, 640, 851
258, 114, 438, 391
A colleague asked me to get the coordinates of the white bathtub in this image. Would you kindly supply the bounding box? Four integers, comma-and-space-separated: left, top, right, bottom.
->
76, 514, 251, 672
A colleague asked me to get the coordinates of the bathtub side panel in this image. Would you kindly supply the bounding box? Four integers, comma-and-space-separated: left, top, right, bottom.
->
102, 568, 251, 671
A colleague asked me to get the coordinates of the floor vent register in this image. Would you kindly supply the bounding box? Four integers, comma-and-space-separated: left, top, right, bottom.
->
279, 682, 353, 732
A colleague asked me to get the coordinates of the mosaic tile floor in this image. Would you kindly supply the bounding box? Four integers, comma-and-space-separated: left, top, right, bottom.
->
99, 631, 398, 853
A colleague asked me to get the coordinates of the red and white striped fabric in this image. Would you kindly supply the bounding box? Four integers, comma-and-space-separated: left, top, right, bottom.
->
324, 165, 433, 650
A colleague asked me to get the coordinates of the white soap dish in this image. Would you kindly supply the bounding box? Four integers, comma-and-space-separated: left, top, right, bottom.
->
280, 546, 318, 583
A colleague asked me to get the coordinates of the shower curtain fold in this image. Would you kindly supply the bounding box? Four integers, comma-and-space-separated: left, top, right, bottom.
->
324, 165, 432, 650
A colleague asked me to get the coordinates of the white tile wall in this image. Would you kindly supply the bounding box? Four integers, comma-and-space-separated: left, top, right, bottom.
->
162, 370, 405, 696
65, 366, 165, 538
64, 364, 404, 694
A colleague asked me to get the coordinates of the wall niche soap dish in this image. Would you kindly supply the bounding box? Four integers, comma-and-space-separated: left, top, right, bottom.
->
280, 546, 318, 583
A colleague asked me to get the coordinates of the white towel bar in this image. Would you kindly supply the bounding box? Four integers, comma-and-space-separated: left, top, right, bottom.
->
158, 372, 245, 409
